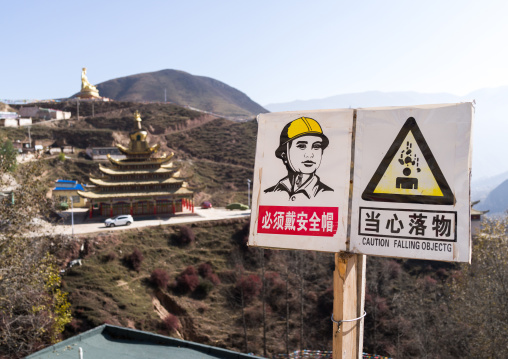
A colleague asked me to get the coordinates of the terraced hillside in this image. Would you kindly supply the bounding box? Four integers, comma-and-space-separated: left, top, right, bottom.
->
5, 101, 257, 206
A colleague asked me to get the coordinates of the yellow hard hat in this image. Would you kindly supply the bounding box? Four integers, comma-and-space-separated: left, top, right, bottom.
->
275, 117, 329, 158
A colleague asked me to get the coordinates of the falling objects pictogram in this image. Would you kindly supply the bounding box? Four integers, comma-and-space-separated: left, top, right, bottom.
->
361, 117, 455, 205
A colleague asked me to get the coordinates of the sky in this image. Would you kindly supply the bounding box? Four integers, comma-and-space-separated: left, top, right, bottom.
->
2, 0, 508, 106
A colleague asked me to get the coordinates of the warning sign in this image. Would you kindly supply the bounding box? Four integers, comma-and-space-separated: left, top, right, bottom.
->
350, 103, 473, 262
248, 109, 354, 253
362, 117, 454, 205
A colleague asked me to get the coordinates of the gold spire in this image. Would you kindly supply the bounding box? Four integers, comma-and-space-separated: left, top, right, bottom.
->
134, 111, 142, 130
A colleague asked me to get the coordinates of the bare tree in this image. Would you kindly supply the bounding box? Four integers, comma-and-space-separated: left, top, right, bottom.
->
0, 160, 71, 358
450, 217, 508, 359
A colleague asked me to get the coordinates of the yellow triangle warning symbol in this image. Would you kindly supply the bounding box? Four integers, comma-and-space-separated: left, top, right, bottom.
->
362, 117, 455, 205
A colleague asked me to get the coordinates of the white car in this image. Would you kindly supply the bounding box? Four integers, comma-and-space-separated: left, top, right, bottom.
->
105, 215, 134, 227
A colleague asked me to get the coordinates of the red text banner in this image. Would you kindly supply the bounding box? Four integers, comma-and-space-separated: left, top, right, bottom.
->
257, 206, 339, 237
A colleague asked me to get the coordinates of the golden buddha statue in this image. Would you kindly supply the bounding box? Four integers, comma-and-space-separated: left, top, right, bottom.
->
78, 67, 100, 98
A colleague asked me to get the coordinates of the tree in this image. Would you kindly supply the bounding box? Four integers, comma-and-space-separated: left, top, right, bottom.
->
0, 139, 17, 172
57, 151, 66, 162
0, 160, 71, 358
449, 217, 508, 358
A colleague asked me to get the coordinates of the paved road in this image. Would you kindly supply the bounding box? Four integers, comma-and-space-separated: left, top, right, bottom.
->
55, 207, 251, 236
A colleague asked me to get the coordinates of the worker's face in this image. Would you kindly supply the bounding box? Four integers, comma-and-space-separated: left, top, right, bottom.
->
286, 135, 323, 174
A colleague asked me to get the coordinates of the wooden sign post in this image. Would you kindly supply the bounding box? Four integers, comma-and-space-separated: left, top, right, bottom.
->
333, 253, 366, 359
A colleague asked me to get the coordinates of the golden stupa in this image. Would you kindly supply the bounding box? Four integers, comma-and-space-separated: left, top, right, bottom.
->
77, 67, 100, 99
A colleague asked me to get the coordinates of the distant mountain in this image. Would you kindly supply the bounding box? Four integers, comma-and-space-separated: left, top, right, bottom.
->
264, 91, 461, 112
265, 87, 508, 185
475, 179, 508, 214
471, 170, 508, 202
94, 69, 268, 119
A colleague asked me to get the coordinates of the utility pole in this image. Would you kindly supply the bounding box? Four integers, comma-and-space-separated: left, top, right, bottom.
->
27, 126, 31, 148
71, 196, 75, 239
164, 88, 167, 103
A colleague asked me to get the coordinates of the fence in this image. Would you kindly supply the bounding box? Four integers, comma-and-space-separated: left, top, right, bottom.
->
272, 351, 391, 359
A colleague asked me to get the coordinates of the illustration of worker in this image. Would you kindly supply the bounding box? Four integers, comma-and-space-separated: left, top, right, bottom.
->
264, 117, 333, 200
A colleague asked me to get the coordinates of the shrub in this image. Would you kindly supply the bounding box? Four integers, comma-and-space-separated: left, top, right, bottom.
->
102, 252, 117, 262
266, 274, 286, 312
82, 238, 93, 257
194, 279, 214, 299
198, 262, 213, 278
317, 287, 333, 317
436, 267, 449, 280
198, 262, 221, 285
421, 275, 438, 290
265, 271, 282, 287
161, 314, 180, 333
176, 226, 195, 246
149, 269, 170, 289
236, 274, 262, 303
58, 202, 69, 210
305, 290, 318, 303
383, 260, 401, 279
232, 220, 250, 250
218, 270, 237, 284
244, 305, 264, 327
124, 248, 143, 272
66, 318, 84, 334
176, 266, 199, 293
181, 266, 198, 276
0, 139, 17, 172
208, 273, 221, 285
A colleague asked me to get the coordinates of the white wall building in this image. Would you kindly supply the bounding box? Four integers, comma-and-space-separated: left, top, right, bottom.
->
19, 106, 71, 120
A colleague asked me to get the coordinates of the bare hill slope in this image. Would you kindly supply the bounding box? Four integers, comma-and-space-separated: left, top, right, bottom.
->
0, 102, 16, 112
95, 69, 268, 119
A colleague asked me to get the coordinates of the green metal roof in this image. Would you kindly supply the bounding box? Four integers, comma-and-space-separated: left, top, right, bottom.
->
27, 324, 264, 359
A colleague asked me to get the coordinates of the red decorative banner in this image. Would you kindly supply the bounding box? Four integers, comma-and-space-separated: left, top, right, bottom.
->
257, 206, 339, 237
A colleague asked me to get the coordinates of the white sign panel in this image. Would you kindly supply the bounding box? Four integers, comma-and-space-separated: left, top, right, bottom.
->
350, 103, 473, 262
249, 109, 354, 252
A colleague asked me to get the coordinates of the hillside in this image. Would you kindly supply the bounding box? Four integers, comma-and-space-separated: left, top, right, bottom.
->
4, 101, 256, 206
0, 101, 16, 112
59, 216, 506, 358
61, 220, 335, 356
94, 69, 268, 119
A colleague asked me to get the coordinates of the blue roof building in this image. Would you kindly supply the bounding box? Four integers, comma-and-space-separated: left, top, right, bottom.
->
52, 180, 88, 208
53, 179, 85, 191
